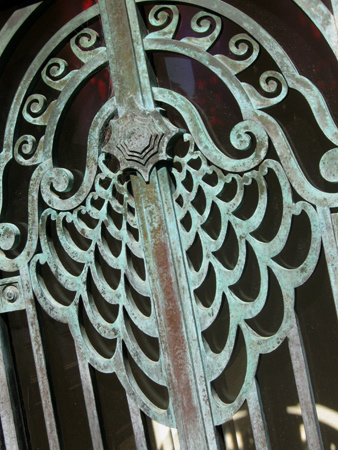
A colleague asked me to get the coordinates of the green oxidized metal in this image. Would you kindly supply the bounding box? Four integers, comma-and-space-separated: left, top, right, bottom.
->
2, 0, 338, 449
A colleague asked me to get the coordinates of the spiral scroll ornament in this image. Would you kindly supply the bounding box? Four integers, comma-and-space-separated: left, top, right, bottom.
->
2, 0, 338, 432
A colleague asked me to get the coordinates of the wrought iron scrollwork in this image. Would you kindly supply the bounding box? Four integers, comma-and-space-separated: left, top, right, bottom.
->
170, 136, 321, 423
1, 0, 338, 437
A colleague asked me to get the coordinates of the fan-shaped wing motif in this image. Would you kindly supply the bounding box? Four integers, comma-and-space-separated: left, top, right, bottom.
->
1, 0, 338, 445
171, 135, 321, 423
30, 162, 172, 424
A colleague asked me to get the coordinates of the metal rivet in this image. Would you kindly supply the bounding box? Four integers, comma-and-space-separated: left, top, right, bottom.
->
3, 285, 19, 303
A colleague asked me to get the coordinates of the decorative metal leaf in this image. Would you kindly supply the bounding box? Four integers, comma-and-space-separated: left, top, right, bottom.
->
170, 137, 321, 423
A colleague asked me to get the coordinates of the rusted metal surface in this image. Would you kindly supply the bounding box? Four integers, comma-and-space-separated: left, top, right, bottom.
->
98, 0, 220, 447
133, 171, 218, 449
1, 0, 338, 448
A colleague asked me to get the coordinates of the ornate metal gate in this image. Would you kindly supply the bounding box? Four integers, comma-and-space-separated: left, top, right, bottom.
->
1, 0, 338, 448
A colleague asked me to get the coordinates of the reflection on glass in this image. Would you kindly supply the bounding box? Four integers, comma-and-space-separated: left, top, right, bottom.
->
151, 420, 181, 450
165, 57, 195, 97
287, 404, 338, 448
299, 424, 307, 444
221, 403, 255, 450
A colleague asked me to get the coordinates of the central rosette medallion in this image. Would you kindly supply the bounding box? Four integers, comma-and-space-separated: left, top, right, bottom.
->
104, 100, 181, 181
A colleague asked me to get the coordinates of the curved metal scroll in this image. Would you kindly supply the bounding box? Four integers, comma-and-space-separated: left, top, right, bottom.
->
0, 0, 337, 441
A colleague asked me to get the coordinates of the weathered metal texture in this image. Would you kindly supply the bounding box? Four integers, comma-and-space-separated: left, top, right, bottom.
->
138, 0, 336, 440
140, 0, 338, 206
169, 136, 321, 424
127, 396, 149, 450
30, 146, 172, 422
21, 267, 61, 450
98, 0, 220, 447
74, 340, 105, 450
0, 2, 43, 62
0, 316, 28, 450
132, 171, 219, 449
1, 0, 338, 448
318, 207, 338, 319
292, 0, 338, 58
0, 277, 24, 314
156, 166, 221, 449
0, 5, 101, 272
105, 101, 180, 181
332, 0, 338, 39
288, 315, 323, 449
246, 381, 271, 450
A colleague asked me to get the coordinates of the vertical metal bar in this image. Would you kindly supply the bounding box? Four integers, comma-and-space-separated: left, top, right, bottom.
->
0, 331, 19, 450
170, 428, 180, 450
74, 341, 105, 450
288, 314, 323, 449
317, 206, 338, 319
133, 171, 218, 450
20, 267, 61, 450
0, 415, 5, 450
98, 0, 152, 114
0, 315, 27, 450
97, 1, 219, 448
247, 380, 271, 450
124, 0, 155, 110
127, 395, 149, 450
156, 167, 221, 449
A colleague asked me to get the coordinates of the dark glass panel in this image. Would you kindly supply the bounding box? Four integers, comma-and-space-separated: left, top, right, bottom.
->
251, 166, 283, 243
259, 88, 338, 194
222, 401, 255, 450
54, 66, 111, 200
91, 370, 137, 450
230, 242, 260, 303
257, 340, 308, 450
37, 304, 93, 449
123, 342, 170, 411
144, 415, 181, 450
203, 293, 230, 354
296, 249, 338, 450
246, 268, 284, 337
150, 51, 243, 159
212, 327, 247, 404
7, 309, 49, 450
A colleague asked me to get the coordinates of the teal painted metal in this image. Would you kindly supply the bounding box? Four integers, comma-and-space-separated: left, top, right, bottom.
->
1, 0, 338, 448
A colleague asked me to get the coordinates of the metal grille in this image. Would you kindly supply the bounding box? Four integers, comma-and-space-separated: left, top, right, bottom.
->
1, 0, 338, 449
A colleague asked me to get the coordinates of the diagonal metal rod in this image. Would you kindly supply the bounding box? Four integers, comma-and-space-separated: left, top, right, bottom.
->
97, 1, 219, 448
